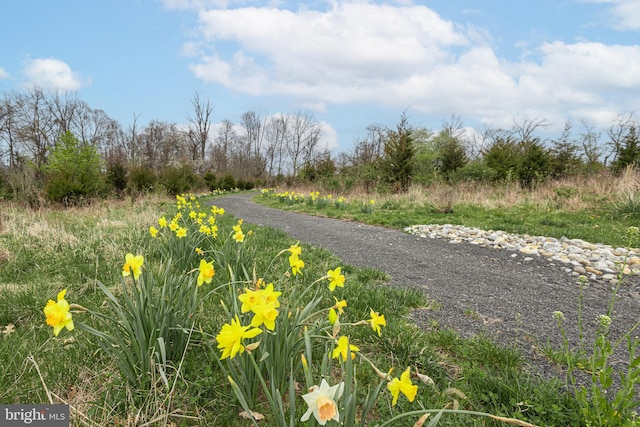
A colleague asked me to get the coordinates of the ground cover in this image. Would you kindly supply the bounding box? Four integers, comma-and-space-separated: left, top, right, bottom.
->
0, 190, 634, 426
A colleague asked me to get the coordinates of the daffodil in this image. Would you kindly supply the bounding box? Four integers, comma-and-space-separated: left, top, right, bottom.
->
289, 254, 304, 276
328, 308, 338, 325
169, 221, 179, 232
176, 227, 187, 238
250, 301, 279, 331
333, 297, 347, 314
197, 259, 215, 286
368, 309, 386, 336
122, 253, 144, 279
149, 226, 159, 237
238, 288, 261, 313
301, 379, 344, 425
387, 367, 417, 405
216, 316, 262, 360
287, 244, 302, 256
332, 336, 359, 362
43, 289, 74, 336
233, 230, 245, 242
327, 267, 345, 291
261, 283, 281, 308
158, 216, 167, 228
195, 247, 205, 256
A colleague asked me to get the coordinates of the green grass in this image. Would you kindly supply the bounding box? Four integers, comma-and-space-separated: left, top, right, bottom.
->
256, 191, 639, 248
0, 194, 591, 425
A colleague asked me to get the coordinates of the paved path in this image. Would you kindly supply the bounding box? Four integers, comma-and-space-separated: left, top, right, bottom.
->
213, 192, 640, 377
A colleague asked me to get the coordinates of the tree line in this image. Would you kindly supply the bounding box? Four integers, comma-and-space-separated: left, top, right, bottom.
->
1, 86, 638, 205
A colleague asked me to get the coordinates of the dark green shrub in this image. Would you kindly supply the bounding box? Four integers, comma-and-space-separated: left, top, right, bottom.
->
106, 162, 128, 198
449, 159, 497, 182
483, 137, 521, 182
128, 165, 156, 193
612, 125, 640, 174
219, 173, 236, 191
44, 131, 104, 204
203, 171, 217, 191
436, 134, 468, 180
159, 165, 202, 195
517, 141, 552, 188
382, 114, 415, 192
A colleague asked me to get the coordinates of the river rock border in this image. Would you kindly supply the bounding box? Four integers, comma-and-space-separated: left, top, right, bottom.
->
404, 224, 640, 285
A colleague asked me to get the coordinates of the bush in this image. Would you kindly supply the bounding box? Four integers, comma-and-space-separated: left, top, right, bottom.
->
44, 131, 103, 204
219, 173, 236, 191
203, 171, 218, 191
158, 165, 202, 195
128, 166, 156, 193
449, 159, 497, 182
106, 162, 128, 198
517, 141, 552, 189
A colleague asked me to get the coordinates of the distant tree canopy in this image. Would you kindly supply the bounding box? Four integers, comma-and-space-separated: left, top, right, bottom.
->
1, 86, 638, 204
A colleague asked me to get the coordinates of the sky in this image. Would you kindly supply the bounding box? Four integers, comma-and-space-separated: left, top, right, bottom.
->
1, 0, 639, 153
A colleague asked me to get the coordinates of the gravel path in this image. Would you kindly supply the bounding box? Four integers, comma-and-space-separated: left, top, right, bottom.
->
213, 193, 640, 381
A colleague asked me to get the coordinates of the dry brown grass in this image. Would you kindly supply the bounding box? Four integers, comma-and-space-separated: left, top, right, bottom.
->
279, 168, 640, 212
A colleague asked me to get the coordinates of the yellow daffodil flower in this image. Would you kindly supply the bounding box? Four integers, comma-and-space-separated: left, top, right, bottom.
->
327, 267, 345, 291
169, 221, 179, 232
250, 301, 279, 331
158, 216, 167, 228
216, 316, 262, 359
122, 253, 144, 280
333, 298, 347, 314
261, 283, 281, 308
197, 259, 215, 286
301, 379, 344, 425
328, 308, 338, 325
149, 226, 159, 237
238, 288, 262, 313
233, 230, 245, 242
176, 227, 187, 238
332, 336, 359, 362
287, 244, 302, 256
195, 247, 205, 256
387, 367, 417, 405
43, 289, 74, 337
368, 309, 386, 336
289, 254, 304, 276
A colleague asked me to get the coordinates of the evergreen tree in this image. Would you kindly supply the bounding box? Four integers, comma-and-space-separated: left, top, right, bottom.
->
382, 113, 415, 192
612, 125, 640, 174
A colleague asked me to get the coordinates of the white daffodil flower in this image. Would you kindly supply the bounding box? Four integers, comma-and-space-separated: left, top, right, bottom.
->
300, 379, 344, 425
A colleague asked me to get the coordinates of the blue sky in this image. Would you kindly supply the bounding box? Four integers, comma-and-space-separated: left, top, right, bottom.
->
1, 0, 639, 153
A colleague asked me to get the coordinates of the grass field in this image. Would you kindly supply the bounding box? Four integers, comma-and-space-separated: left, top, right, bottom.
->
0, 183, 637, 426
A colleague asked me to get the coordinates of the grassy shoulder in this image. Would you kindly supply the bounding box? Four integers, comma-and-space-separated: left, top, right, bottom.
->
254, 187, 640, 248
0, 194, 582, 426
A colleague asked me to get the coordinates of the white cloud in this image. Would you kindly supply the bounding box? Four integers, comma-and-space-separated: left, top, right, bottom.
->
0, 67, 9, 79
184, 1, 640, 133
23, 58, 88, 91
583, 0, 640, 30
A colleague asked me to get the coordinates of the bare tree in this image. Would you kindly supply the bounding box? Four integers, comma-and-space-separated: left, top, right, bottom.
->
46, 91, 80, 136
15, 87, 56, 169
605, 112, 636, 166
188, 92, 213, 170
126, 113, 141, 164
579, 119, 603, 168
211, 119, 237, 176
286, 111, 321, 176
0, 93, 18, 167
240, 111, 267, 179
511, 117, 549, 143
263, 114, 288, 178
